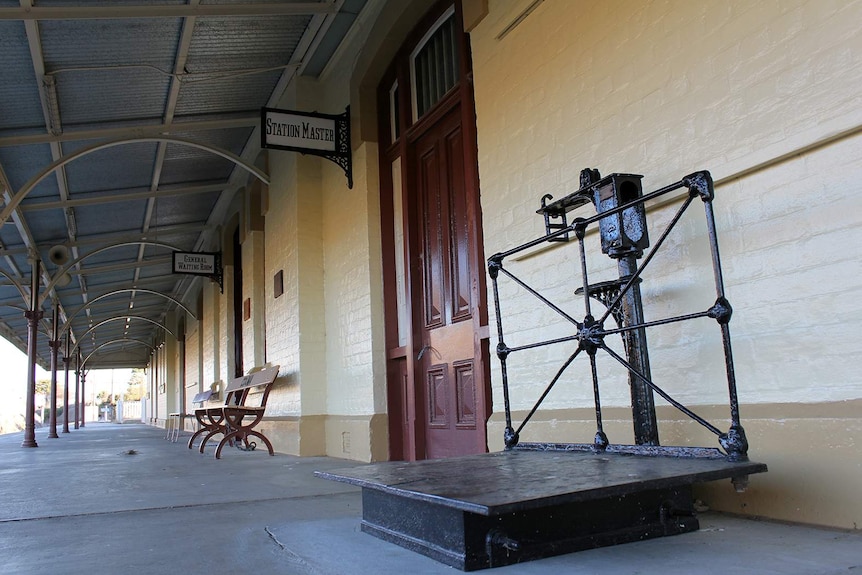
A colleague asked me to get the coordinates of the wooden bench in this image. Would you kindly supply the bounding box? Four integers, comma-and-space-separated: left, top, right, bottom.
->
187, 383, 240, 451
189, 365, 280, 459
165, 389, 213, 442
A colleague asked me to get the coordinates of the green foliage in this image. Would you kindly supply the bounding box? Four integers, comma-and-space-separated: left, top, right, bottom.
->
123, 368, 145, 401
35, 378, 50, 396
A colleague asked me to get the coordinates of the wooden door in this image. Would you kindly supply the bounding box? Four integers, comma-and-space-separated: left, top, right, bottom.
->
411, 104, 483, 458
379, 1, 488, 461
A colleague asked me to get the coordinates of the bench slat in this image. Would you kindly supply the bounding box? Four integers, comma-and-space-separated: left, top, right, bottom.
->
223, 365, 280, 393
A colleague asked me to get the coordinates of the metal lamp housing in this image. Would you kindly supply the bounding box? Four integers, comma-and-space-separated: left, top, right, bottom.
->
592, 173, 649, 258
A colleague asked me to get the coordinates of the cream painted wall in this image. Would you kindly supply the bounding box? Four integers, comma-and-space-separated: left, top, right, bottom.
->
258, 7, 390, 458
164, 332, 179, 414
317, 13, 389, 444
154, 344, 167, 424
470, 0, 862, 408
201, 280, 219, 387
183, 319, 199, 414
321, 141, 386, 416
469, 0, 862, 527
262, 78, 330, 424
241, 229, 267, 371
218, 258, 234, 385
263, 151, 302, 416
294, 152, 327, 416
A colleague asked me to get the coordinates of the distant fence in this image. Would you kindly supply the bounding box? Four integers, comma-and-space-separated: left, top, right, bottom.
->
119, 401, 142, 422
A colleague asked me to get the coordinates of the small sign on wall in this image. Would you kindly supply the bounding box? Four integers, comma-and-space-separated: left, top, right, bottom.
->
172, 251, 223, 292
274, 270, 284, 298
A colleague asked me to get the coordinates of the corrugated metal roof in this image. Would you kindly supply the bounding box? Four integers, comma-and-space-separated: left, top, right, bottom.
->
0, 23, 45, 131
63, 142, 161, 192
0, 145, 55, 193
0, 0, 367, 369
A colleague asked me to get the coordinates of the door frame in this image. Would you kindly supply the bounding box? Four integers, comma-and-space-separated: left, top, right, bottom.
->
378, 0, 490, 461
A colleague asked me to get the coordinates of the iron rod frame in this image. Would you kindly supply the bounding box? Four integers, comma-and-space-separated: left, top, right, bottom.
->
489, 171, 749, 460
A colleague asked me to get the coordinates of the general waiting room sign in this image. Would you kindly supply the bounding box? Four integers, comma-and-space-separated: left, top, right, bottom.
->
261, 107, 352, 188
172, 251, 223, 291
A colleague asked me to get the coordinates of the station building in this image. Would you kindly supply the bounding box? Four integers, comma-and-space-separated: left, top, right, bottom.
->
119, 0, 860, 531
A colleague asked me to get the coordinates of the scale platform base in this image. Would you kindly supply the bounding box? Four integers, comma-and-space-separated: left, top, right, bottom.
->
317, 446, 767, 571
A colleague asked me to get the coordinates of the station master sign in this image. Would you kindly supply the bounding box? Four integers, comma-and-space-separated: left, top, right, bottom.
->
261, 107, 352, 188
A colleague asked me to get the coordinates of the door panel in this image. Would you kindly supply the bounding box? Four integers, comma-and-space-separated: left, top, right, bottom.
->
427, 365, 448, 427
453, 359, 476, 428
445, 126, 472, 323
420, 146, 445, 329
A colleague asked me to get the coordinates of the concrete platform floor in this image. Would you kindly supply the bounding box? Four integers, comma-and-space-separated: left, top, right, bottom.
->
0, 424, 859, 575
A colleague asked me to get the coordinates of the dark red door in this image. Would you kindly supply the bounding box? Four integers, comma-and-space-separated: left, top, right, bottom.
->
411, 104, 483, 458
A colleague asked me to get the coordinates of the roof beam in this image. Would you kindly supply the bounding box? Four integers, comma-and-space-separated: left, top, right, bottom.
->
65, 306, 167, 324
19, 183, 226, 212
21, 0, 82, 342
66, 256, 172, 277
137, 0, 201, 302
0, 223, 211, 258
0, 167, 25, 278
0, 116, 259, 148
0, 2, 338, 20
